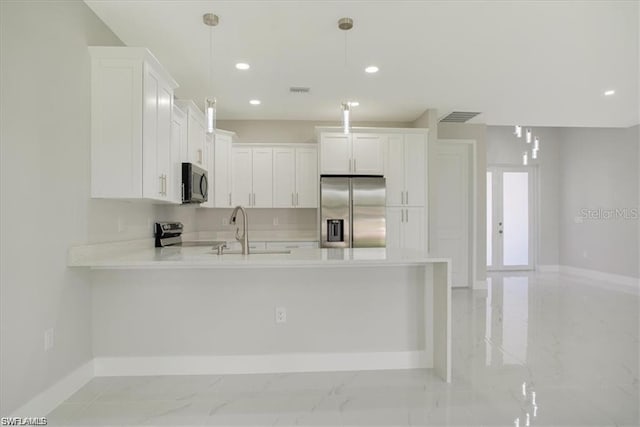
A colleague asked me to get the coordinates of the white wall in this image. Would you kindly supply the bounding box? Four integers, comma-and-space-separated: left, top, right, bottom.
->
0, 0, 169, 415
558, 126, 639, 278
486, 126, 562, 266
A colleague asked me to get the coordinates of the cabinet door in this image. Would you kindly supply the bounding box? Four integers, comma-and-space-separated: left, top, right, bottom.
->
320, 133, 350, 174
385, 135, 404, 206
170, 106, 187, 204
404, 134, 426, 206
188, 112, 206, 167
295, 148, 318, 208
273, 148, 295, 207
231, 147, 253, 206
214, 134, 232, 207
251, 148, 273, 207
385, 207, 403, 250
352, 133, 384, 175
142, 65, 161, 200
201, 134, 214, 207
403, 207, 425, 251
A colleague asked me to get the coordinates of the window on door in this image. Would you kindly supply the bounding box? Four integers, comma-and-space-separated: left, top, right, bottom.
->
487, 167, 535, 270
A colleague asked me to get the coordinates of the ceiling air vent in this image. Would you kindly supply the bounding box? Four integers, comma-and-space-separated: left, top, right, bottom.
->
289, 86, 311, 94
439, 111, 481, 123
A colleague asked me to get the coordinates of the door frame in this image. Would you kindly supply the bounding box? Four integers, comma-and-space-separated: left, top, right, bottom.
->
430, 139, 477, 289
486, 164, 538, 271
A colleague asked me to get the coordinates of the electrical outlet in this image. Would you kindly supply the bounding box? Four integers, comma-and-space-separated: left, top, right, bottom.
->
44, 328, 54, 352
275, 307, 287, 324
273, 216, 279, 226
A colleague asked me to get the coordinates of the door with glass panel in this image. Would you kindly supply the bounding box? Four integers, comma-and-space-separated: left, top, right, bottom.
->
487, 167, 535, 270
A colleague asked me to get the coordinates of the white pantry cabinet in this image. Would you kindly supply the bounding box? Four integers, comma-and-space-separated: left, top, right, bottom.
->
90, 47, 178, 201
386, 206, 425, 251
213, 130, 235, 208
385, 133, 427, 207
273, 146, 318, 208
174, 100, 207, 169
232, 146, 273, 207
320, 132, 384, 175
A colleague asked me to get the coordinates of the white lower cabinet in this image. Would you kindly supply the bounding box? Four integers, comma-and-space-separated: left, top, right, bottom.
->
386, 207, 425, 251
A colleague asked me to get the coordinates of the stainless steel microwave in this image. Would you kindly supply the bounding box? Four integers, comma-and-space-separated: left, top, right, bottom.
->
182, 163, 208, 204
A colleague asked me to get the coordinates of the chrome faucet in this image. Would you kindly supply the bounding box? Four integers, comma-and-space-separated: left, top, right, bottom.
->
229, 205, 249, 254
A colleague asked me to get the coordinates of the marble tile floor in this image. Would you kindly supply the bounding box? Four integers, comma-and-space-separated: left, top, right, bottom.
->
47, 272, 639, 426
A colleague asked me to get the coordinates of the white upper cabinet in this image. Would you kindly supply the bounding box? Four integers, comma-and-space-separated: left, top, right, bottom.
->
320, 132, 384, 175
320, 133, 350, 174
295, 147, 318, 207
90, 47, 178, 202
169, 105, 187, 204
351, 134, 385, 174
213, 130, 235, 208
231, 146, 273, 208
273, 146, 318, 208
384, 133, 427, 207
200, 133, 215, 208
273, 148, 296, 207
175, 100, 207, 169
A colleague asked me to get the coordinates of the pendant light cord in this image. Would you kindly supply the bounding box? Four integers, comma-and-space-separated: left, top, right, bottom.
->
209, 25, 213, 94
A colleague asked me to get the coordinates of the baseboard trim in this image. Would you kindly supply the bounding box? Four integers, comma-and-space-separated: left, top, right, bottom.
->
537, 264, 560, 273
10, 360, 94, 417
93, 351, 429, 377
558, 265, 639, 292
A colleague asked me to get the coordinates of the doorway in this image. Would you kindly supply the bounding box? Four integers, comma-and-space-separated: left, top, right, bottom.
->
487, 166, 535, 271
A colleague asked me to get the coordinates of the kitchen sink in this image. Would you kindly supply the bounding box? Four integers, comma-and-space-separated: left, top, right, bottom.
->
179, 240, 226, 248
216, 249, 291, 255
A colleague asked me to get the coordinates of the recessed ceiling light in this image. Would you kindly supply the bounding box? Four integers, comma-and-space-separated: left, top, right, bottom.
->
365, 66, 379, 74
249, 99, 261, 105
235, 63, 250, 70
348, 101, 359, 107
604, 89, 615, 96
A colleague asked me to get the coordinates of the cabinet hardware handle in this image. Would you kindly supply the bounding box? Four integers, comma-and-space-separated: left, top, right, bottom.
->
162, 175, 166, 195
406, 191, 409, 205
406, 209, 409, 223
249, 193, 251, 205
292, 193, 294, 206
253, 193, 256, 206
296, 192, 299, 206
353, 158, 356, 172
228, 193, 231, 206
285, 245, 296, 249
159, 175, 163, 195
401, 191, 404, 205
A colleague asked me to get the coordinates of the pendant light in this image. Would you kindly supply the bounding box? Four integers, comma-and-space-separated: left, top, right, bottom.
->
514, 125, 541, 165
203, 13, 219, 135
338, 17, 353, 134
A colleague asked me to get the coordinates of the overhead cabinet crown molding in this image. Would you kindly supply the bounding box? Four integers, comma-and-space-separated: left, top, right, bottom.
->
89, 47, 180, 203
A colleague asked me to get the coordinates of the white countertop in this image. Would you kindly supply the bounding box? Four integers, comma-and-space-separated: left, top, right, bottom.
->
68, 245, 450, 269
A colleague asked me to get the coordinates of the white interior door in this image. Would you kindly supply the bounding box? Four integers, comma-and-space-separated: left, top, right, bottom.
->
487, 166, 535, 271
431, 142, 471, 288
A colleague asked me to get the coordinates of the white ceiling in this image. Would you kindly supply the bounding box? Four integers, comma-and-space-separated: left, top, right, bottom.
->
85, 0, 639, 127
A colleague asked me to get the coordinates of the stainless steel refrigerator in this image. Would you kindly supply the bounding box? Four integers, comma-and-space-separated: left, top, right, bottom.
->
320, 176, 386, 248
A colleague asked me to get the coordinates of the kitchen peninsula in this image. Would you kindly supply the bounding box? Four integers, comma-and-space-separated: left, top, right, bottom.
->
69, 245, 451, 382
